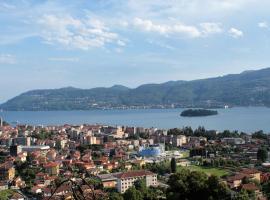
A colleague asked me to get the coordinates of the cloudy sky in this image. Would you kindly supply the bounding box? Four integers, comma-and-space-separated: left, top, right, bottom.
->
1, 0, 270, 102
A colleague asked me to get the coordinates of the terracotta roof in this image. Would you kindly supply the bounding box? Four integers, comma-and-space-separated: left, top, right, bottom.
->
114, 170, 155, 179
240, 168, 261, 175
242, 183, 259, 191
44, 162, 59, 168
227, 173, 249, 182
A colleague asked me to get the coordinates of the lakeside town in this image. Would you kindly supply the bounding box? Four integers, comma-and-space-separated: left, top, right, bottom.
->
1, 117, 270, 200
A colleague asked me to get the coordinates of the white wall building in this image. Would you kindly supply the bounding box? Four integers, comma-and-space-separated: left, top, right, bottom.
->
115, 170, 157, 193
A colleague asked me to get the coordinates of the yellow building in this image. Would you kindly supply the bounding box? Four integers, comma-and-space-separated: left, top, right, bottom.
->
0, 162, 15, 181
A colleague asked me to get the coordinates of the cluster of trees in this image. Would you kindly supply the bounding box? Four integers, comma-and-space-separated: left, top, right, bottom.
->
252, 131, 268, 140
202, 158, 241, 168
168, 127, 270, 141
109, 179, 165, 200
31, 129, 53, 140
180, 109, 218, 117
14, 160, 38, 189
144, 161, 171, 175
257, 147, 268, 163
110, 166, 257, 200
76, 144, 104, 153
0, 190, 14, 200
168, 127, 243, 140
167, 169, 257, 200
167, 169, 231, 200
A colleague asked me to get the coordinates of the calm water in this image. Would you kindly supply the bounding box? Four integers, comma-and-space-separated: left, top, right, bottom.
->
1, 107, 270, 133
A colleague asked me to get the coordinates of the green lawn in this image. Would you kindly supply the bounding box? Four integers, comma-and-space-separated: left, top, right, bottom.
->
180, 165, 230, 177
181, 151, 190, 158
0, 190, 14, 200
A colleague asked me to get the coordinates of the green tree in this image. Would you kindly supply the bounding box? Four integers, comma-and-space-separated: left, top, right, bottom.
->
263, 180, 270, 199
0, 190, 14, 200
109, 192, 124, 200
166, 169, 231, 200
207, 175, 231, 200
170, 157, 177, 173
257, 147, 268, 162
124, 187, 143, 200
234, 189, 249, 200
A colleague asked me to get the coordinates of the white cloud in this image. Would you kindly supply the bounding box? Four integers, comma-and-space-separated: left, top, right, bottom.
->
38, 14, 125, 50
200, 23, 223, 35
147, 39, 175, 50
48, 57, 79, 62
228, 28, 243, 38
133, 18, 225, 38
258, 21, 268, 28
0, 54, 16, 64
133, 18, 201, 38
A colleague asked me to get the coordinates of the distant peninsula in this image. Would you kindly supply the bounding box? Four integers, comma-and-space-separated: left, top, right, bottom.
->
180, 109, 218, 117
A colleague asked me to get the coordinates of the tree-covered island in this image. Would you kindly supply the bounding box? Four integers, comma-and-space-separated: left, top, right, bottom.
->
180, 109, 218, 117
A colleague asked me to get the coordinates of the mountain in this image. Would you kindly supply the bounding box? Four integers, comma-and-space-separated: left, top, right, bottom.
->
2, 68, 270, 111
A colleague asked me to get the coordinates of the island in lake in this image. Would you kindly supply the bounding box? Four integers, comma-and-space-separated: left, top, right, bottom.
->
180, 109, 218, 117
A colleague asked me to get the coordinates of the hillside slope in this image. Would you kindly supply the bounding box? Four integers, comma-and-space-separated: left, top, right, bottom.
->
1, 68, 270, 110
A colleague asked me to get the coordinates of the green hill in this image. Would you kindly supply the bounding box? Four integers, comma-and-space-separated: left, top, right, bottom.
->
1, 68, 270, 110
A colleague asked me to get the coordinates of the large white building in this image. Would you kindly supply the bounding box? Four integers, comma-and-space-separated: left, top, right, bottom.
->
114, 170, 157, 193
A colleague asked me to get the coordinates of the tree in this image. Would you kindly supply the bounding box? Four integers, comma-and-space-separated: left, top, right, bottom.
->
0, 190, 14, 200
263, 180, 270, 199
109, 192, 124, 200
166, 169, 231, 200
170, 157, 177, 173
257, 147, 268, 162
234, 189, 249, 200
123, 187, 143, 200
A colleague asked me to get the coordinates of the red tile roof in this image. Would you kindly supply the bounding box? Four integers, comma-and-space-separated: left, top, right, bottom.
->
242, 183, 259, 191
114, 170, 155, 179
240, 168, 261, 175
44, 162, 59, 168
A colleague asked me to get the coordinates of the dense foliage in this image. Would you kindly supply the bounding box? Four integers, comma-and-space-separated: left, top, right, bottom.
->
180, 109, 218, 117
257, 147, 268, 163
167, 126, 243, 140
166, 169, 231, 200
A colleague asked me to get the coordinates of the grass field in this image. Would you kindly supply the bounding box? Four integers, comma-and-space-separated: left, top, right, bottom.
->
180, 165, 230, 177
181, 151, 190, 158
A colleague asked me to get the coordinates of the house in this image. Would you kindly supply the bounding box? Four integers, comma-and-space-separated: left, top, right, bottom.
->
114, 170, 157, 193
44, 162, 60, 176
11, 176, 26, 189
172, 135, 187, 147
226, 174, 247, 189
0, 162, 15, 181
98, 173, 118, 188
240, 168, 261, 182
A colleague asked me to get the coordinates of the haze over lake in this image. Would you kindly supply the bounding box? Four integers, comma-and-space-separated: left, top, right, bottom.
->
1, 107, 270, 133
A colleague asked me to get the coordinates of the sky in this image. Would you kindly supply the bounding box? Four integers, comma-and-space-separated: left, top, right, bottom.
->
1, 0, 270, 102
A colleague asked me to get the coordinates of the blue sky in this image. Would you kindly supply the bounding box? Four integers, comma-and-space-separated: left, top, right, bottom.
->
1, 0, 270, 102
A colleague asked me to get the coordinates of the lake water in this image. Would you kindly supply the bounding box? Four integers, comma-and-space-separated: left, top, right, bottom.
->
1, 107, 270, 133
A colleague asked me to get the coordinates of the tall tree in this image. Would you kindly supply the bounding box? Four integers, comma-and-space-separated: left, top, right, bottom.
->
257, 147, 268, 162
170, 157, 177, 173
166, 169, 231, 200
124, 187, 143, 200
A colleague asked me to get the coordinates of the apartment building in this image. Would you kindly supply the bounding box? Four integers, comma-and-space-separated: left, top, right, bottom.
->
115, 170, 157, 193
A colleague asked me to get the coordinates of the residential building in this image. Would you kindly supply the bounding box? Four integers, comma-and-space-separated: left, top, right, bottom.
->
115, 170, 157, 193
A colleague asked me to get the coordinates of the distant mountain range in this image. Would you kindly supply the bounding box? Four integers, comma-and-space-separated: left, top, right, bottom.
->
2, 68, 270, 111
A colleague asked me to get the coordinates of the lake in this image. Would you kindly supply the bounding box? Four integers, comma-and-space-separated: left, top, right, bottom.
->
1, 107, 270, 133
